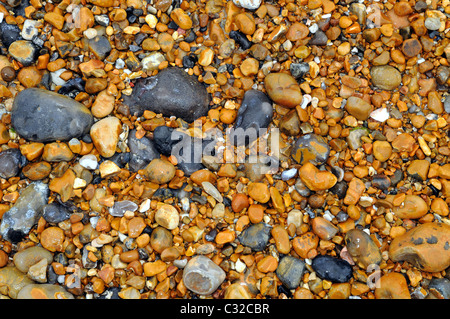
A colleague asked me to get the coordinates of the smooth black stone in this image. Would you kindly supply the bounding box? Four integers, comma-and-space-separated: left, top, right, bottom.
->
42, 203, 71, 224
237, 223, 272, 251
311, 255, 353, 283
231, 89, 273, 146
182, 55, 196, 69
0, 148, 26, 179
128, 129, 160, 172
104, 152, 131, 169
123, 67, 210, 122
329, 181, 348, 199
11, 88, 94, 143
229, 30, 252, 50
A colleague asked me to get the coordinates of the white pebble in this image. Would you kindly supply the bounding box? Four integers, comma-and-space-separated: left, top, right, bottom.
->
232, 0, 262, 10
369, 107, 390, 122
79, 154, 98, 170
139, 199, 151, 212
51, 69, 67, 86
83, 28, 98, 39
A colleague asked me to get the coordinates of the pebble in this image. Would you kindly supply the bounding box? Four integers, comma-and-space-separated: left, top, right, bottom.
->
292, 232, 319, 259
124, 67, 210, 122
374, 272, 411, 299
0, 182, 49, 243
264, 72, 302, 108
276, 256, 306, 289
248, 183, 270, 203
11, 88, 93, 143
90, 116, 122, 158
150, 227, 173, 254
8, 40, 37, 67
372, 141, 392, 162
127, 129, 160, 172
109, 200, 138, 217
182, 255, 226, 295
393, 195, 428, 219
311, 255, 353, 283
237, 222, 271, 251
389, 222, 450, 272
233, 0, 262, 10
155, 204, 180, 230
291, 134, 330, 165
13, 246, 53, 273
345, 97, 372, 121
40, 226, 65, 252
232, 89, 273, 145
42, 203, 71, 224
17, 284, 74, 299
370, 66, 402, 91
299, 163, 337, 191
0, 148, 24, 179
345, 229, 381, 269
311, 217, 339, 240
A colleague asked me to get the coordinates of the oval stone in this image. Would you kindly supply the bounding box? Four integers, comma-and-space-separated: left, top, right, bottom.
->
345, 229, 382, 269
11, 88, 93, 143
123, 67, 210, 122
264, 72, 302, 108
370, 66, 402, 91
311, 255, 353, 283
393, 195, 428, 219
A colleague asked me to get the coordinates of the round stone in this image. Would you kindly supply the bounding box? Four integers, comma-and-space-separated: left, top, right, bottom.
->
264, 72, 302, 108
182, 255, 226, 295
144, 158, 176, 184
370, 66, 402, 91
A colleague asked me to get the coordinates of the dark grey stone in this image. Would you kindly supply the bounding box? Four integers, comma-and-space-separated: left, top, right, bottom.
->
123, 67, 210, 122
290, 62, 310, 79
42, 203, 71, 224
237, 222, 272, 251
128, 129, 160, 172
231, 89, 273, 146
0, 148, 25, 179
311, 255, 353, 283
276, 256, 306, 289
11, 88, 94, 143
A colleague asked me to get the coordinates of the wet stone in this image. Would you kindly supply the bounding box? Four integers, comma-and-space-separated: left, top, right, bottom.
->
290, 62, 310, 79
428, 278, 450, 299
311, 255, 353, 283
276, 255, 306, 290
237, 222, 272, 251
264, 72, 302, 108
0, 267, 34, 299
345, 229, 381, 269
11, 88, 94, 143
124, 67, 210, 122
8, 40, 37, 67
0, 182, 49, 243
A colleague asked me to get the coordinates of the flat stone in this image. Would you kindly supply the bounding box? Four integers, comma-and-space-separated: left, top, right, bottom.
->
11, 88, 94, 143
299, 163, 337, 191
124, 67, 210, 122
311, 255, 353, 283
